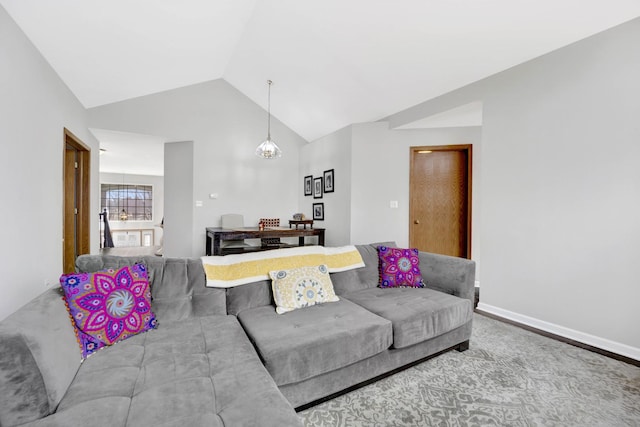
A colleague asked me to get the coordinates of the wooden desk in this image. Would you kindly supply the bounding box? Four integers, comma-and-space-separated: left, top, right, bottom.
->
205, 227, 325, 256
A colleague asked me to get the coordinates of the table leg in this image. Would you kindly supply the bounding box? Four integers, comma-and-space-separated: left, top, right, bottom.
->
213, 234, 222, 256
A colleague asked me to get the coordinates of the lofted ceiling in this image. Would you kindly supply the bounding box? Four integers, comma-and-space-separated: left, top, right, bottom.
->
92, 129, 165, 176
2, 0, 640, 142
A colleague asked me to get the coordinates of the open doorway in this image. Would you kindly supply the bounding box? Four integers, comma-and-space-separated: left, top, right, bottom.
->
92, 129, 165, 257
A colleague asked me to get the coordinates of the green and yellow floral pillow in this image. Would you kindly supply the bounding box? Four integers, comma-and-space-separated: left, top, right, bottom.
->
269, 264, 339, 314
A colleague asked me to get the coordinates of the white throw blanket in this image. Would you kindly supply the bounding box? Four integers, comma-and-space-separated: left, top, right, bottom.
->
201, 245, 365, 288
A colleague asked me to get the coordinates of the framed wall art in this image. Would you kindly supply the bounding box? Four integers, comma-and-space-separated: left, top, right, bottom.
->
323, 169, 334, 193
313, 177, 323, 199
304, 175, 313, 196
312, 203, 324, 221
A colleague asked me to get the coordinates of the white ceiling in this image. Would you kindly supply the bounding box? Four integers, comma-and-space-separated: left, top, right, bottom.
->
92, 129, 165, 176
3, 0, 640, 143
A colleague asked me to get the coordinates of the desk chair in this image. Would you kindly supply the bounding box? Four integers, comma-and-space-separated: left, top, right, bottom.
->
221, 213, 256, 250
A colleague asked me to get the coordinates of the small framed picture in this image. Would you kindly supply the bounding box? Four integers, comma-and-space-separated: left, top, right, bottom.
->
313, 177, 323, 199
304, 175, 313, 196
323, 169, 334, 193
313, 203, 324, 221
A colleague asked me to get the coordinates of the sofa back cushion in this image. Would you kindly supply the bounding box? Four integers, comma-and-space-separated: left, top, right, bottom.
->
76, 256, 226, 321
225, 279, 273, 316
0, 288, 82, 426
331, 242, 397, 295
225, 242, 397, 314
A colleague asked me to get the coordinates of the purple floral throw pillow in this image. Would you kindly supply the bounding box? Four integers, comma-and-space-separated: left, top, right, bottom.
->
59, 263, 157, 358
378, 246, 426, 288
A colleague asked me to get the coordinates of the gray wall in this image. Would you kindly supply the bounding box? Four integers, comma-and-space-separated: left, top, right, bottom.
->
88, 79, 307, 257
386, 17, 640, 357
350, 123, 481, 254
164, 141, 194, 257
0, 5, 99, 320
301, 122, 481, 274
299, 125, 353, 246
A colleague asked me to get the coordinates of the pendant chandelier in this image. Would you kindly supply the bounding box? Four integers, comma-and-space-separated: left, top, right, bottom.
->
119, 174, 128, 220
255, 80, 282, 159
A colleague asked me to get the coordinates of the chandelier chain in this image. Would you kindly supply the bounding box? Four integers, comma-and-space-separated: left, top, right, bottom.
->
267, 80, 272, 139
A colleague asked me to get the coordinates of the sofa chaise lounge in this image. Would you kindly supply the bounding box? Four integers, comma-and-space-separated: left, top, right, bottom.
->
0, 242, 475, 426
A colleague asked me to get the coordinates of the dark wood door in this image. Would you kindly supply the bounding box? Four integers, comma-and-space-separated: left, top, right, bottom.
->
409, 145, 471, 258
63, 129, 90, 272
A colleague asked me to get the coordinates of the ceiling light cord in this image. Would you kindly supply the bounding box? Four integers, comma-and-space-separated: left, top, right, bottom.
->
267, 79, 272, 140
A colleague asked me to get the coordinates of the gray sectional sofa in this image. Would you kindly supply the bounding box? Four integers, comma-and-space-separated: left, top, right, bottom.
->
0, 242, 475, 426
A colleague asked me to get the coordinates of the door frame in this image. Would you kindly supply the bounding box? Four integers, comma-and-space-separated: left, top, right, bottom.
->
409, 144, 472, 259
63, 128, 91, 272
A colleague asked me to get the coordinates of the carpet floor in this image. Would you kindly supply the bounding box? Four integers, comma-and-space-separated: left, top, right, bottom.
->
299, 313, 640, 426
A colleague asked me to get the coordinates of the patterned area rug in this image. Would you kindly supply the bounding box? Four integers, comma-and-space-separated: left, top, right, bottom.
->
299, 313, 640, 426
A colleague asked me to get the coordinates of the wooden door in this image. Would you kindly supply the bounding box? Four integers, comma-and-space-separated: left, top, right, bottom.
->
409, 145, 471, 258
63, 128, 90, 272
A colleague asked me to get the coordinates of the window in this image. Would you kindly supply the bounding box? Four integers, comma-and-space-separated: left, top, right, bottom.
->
101, 184, 153, 221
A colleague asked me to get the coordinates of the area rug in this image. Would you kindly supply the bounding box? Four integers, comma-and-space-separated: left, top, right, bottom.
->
299, 313, 640, 426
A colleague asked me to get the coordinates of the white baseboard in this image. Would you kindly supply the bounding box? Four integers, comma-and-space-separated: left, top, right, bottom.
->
476, 303, 640, 362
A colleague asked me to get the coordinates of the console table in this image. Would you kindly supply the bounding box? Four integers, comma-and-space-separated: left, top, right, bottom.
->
205, 227, 325, 256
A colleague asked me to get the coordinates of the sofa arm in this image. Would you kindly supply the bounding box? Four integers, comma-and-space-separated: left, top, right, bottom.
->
0, 288, 82, 426
418, 251, 476, 302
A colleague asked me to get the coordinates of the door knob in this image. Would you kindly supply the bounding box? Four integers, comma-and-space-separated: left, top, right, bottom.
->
414, 220, 420, 224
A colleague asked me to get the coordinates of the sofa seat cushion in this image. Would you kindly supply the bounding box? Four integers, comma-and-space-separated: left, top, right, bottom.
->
344, 287, 472, 349
237, 299, 392, 386
55, 315, 301, 427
